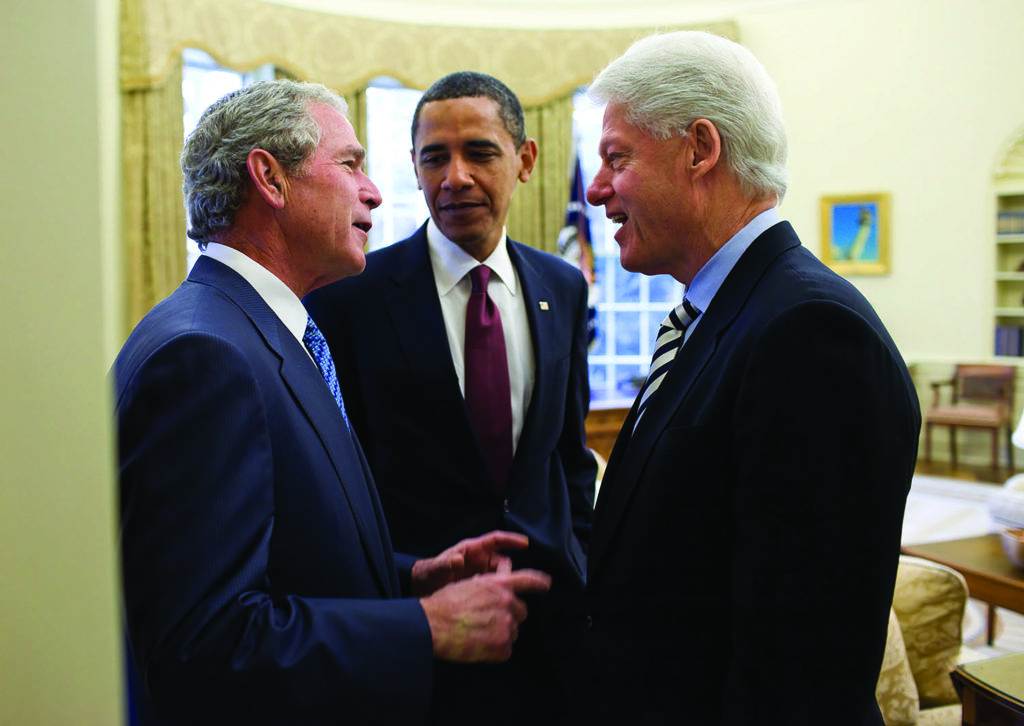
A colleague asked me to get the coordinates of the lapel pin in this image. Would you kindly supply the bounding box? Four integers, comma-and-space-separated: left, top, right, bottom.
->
539, 301, 550, 311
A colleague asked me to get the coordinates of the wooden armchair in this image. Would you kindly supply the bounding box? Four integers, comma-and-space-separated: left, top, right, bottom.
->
924, 364, 1016, 472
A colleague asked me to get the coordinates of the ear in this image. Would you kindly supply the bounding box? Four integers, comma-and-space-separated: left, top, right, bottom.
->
246, 148, 287, 209
410, 147, 421, 189
517, 138, 539, 183
688, 119, 722, 181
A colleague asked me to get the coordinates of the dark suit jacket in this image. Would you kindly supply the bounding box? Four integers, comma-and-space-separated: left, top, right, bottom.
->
582, 222, 921, 725
114, 256, 433, 726
305, 225, 596, 590
305, 226, 596, 719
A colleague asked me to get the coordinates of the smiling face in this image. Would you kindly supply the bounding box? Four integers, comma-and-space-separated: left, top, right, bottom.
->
587, 103, 700, 282
283, 103, 381, 291
412, 96, 536, 261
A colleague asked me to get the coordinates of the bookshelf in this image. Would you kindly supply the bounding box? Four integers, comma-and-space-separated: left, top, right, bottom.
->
995, 190, 1024, 355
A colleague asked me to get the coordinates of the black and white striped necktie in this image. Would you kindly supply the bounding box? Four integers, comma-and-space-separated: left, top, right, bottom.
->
633, 298, 700, 431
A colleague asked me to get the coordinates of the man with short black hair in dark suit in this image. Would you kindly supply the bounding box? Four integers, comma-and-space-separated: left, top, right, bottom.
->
306, 71, 597, 723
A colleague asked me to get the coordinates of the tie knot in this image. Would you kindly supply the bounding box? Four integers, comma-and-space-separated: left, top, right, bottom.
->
303, 317, 331, 362
665, 298, 700, 331
470, 265, 491, 294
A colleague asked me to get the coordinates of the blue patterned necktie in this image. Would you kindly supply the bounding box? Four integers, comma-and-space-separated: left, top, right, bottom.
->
303, 317, 349, 425
633, 298, 700, 432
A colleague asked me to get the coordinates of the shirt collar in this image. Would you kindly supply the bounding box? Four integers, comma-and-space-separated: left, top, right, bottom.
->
426, 218, 518, 297
203, 242, 309, 342
684, 206, 781, 315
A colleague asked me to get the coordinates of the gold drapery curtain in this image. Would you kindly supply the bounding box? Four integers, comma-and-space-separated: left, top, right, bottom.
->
121, 54, 185, 337
343, 88, 368, 150
508, 94, 575, 253
120, 0, 737, 105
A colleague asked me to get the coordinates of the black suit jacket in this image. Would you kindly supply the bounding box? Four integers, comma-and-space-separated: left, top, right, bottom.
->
582, 222, 920, 725
306, 224, 596, 590
115, 257, 433, 725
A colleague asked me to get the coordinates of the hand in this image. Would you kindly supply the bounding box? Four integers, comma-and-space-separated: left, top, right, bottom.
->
410, 530, 529, 595
419, 566, 552, 663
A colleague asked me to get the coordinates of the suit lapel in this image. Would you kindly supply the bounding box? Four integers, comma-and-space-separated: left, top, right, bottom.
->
589, 223, 802, 576
506, 242, 556, 491
190, 256, 393, 595
383, 226, 493, 494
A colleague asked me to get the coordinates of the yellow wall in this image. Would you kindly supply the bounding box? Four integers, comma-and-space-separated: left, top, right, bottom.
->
741, 0, 1024, 361
0, 1, 123, 723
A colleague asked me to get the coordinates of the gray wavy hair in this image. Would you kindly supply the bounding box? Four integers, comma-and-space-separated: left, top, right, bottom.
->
182, 79, 348, 248
589, 31, 788, 200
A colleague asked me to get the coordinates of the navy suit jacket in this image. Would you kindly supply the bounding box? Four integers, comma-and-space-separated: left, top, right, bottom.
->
114, 256, 433, 725
582, 222, 921, 725
305, 224, 596, 595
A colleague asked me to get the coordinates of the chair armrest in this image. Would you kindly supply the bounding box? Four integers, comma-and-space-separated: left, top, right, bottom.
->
929, 379, 955, 407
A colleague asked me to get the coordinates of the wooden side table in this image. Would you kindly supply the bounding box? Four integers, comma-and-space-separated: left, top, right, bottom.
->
952, 653, 1024, 725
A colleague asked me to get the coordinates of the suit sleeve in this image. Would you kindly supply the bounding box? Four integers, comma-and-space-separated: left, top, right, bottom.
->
724, 301, 919, 724
559, 273, 598, 550
116, 332, 433, 722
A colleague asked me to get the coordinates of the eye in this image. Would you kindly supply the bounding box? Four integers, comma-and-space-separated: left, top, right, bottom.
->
419, 154, 445, 167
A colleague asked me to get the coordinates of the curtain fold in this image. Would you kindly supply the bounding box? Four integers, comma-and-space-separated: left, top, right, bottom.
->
121, 54, 185, 337
507, 94, 575, 253
343, 88, 368, 149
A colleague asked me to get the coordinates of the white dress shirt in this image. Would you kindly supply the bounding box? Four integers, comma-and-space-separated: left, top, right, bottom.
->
203, 243, 312, 359
426, 219, 535, 453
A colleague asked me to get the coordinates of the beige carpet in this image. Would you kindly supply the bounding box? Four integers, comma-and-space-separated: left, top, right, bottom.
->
903, 474, 1024, 655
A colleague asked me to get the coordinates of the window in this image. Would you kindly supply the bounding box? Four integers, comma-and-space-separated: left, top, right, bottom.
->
573, 91, 684, 403
179, 70, 680, 404
364, 79, 427, 251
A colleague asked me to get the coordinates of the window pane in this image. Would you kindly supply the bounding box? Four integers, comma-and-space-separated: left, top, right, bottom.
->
614, 312, 640, 356
614, 264, 640, 303
590, 308, 608, 356
596, 254, 617, 305
649, 274, 681, 303
365, 82, 428, 250
647, 310, 667, 349
588, 363, 609, 402
614, 364, 645, 400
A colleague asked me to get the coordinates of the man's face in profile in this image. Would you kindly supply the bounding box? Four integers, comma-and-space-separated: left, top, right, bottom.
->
412, 96, 536, 260
587, 102, 693, 280
281, 103, 380, 289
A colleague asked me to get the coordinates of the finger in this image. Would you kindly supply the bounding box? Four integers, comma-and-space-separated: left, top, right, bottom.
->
501, 569, 552, 593
474, 530, 530, 552
495, 557, 512, 575
508, 594, 528, 624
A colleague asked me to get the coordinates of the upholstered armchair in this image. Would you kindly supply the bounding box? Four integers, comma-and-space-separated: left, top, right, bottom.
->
876, 555, 983, 725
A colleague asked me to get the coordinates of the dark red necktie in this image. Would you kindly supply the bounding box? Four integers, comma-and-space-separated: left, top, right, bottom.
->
464, 265, 513, 493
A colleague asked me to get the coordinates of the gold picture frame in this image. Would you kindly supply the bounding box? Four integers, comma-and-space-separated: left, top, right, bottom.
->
820, 193, 891, 275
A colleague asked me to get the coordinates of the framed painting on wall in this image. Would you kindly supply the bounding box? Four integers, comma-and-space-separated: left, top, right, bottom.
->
820, 193, 891, 275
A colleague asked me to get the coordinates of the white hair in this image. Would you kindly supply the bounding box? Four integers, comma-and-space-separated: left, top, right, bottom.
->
589, 31, 788, 200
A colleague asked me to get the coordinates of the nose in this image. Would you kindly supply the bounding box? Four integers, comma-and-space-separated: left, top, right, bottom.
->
360, 173, 382, 210
586, 167, 611, 207
442, 156, 473, 191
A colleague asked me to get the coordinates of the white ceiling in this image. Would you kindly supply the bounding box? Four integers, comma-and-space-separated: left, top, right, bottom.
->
262, 0, 820, 29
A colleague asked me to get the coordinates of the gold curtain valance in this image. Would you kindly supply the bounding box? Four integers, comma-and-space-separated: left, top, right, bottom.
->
122, 0, 737, 104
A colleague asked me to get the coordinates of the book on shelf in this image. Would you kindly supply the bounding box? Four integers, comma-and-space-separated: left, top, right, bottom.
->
995, 323, 1024, 356
998, 211, 1024, 236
